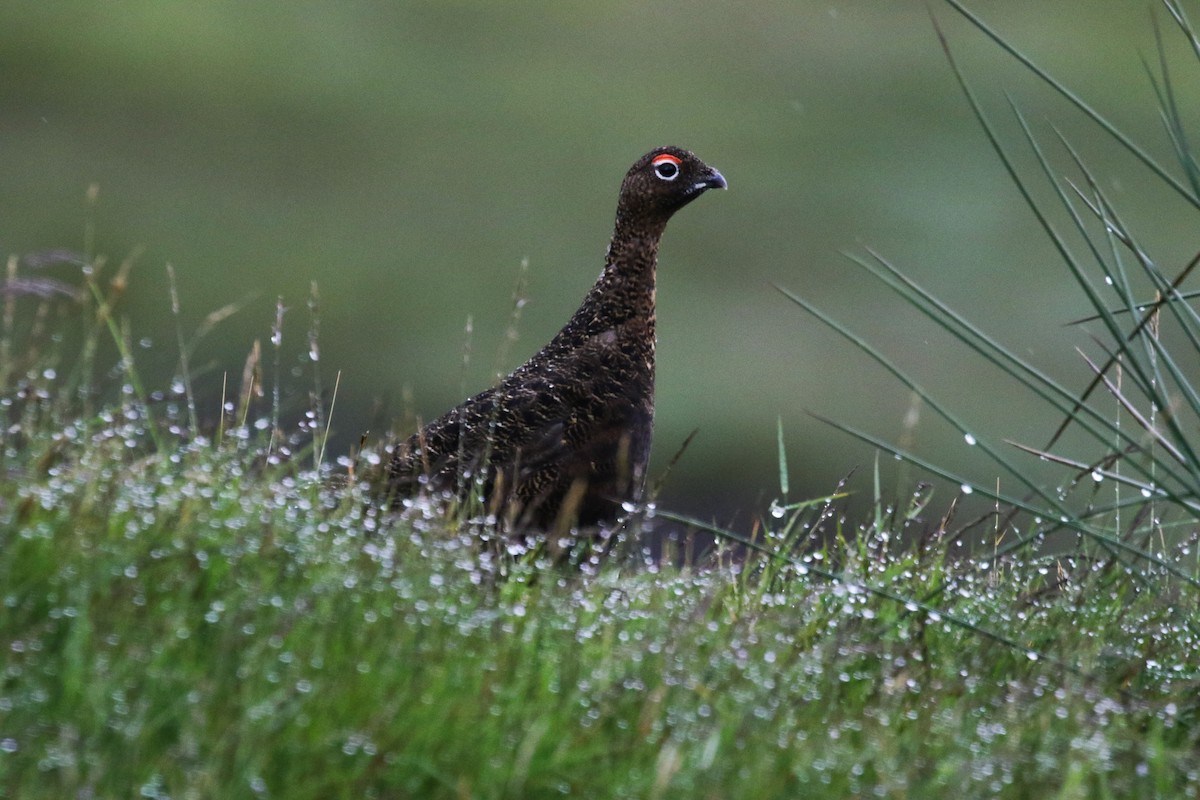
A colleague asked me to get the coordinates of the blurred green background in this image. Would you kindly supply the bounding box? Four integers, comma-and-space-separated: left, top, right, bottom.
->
4, 1, 1197, 521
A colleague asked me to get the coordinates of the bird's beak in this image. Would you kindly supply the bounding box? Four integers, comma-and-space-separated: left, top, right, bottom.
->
695, 168, 728, 192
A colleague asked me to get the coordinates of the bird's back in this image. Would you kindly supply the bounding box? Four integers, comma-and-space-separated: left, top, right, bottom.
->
387, 308, 655, 529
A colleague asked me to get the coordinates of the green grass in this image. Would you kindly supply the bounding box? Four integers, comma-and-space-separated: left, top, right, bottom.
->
5, 3, 1200, 798
2, 388, 1196, 799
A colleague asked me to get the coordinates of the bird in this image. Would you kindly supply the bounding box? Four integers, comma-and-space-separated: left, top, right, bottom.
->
381, 146, 726, 531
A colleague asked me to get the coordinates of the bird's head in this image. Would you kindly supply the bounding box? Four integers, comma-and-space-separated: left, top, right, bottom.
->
616, 146, 727, 226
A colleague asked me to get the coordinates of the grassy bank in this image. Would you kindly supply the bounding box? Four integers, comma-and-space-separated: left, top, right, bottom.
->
1, 388, 1195, 798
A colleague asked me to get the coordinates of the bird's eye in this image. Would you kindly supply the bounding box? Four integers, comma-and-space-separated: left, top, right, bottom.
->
652, 154, 681, 181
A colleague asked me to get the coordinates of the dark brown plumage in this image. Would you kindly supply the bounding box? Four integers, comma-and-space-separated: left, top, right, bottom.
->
383, 146, 726, 530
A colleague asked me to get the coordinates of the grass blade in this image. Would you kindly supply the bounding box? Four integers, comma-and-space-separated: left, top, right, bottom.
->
939, 0, 1200, 208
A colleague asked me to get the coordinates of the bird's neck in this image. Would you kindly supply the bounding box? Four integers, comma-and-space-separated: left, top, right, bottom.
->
569, 219, 666, 334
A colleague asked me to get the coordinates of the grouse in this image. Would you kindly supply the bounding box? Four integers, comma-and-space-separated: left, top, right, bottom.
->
382, 146, 726, 530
